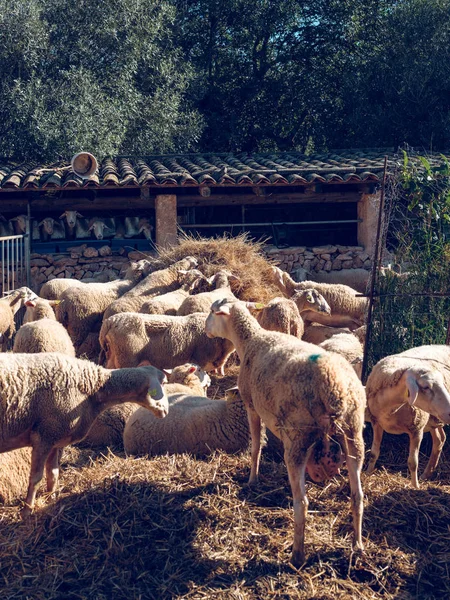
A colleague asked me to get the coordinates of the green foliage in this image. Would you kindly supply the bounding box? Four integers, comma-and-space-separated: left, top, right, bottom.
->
367, 151, 450, 371
0, 0, 202, 161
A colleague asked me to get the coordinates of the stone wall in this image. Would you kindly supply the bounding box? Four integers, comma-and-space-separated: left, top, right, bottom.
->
264, 244, 372, 274
30, 244, 155, 291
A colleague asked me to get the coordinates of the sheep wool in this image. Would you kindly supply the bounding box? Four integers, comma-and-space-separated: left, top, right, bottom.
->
13, 319, 76, 356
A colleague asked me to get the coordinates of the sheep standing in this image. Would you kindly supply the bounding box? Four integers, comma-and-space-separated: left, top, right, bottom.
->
366, 345, 450, 487
57, 260, 152, 359
99, 311, 235, 374
13, 320, 76, 356
140, 269, 205, 315
0, 352, 168, 514
104, 257, 199, 319
270, 266, 367, 330
205, 298, 365, 568
0, 287, 37, 350
256, 290, 331, 338
0, 448, 32, 505
176, 270, 239, 316
23, 297, 59, 323
59, 210, 84, 239
302, 324, 366, 346
124, 386, 249, 456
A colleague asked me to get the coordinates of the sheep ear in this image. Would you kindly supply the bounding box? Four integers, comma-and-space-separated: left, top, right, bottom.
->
206, 274, 217, 285
88, 224, 94, 231
162, 368, 173, 375
76, 212, 84, 218
49, 300, 61, 306
188, 366, 197, 374
246, 302, 265, 311
38, 220, 45, 226
178, 269, 189, 275
59, 212, 66, 219
213, 304, 231, 315
405, 371, 419, 406
25, 300, 36, 307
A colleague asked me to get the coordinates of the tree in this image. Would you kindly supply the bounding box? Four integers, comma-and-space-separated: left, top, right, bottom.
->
0, 0, 203, 161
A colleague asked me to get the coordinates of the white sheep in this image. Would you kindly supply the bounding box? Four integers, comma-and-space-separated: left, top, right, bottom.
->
270, 266, 367, 330
366, 345, 450, 488
303, 324, 367, 346
140, 269, 205, 315
205, 298, 365, 568
0, 448, 32, 505
318, 333, 364, 379
99, 311, 235, 374
176, 270, 239, 316
0, 287, 37, 350
104, 256, 199, 319
13, 319, 76, 356
255, 290, 330, 338
23, 297, 60, 323
124, 386, 249, 456
306, 268, 370, 294
57, 259, 152, 359
80, 362, 209, 449
59, 210, 84, 239
0, 352, 168, 514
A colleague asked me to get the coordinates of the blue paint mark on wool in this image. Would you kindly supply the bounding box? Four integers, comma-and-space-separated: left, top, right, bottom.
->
308, 353, 322, 362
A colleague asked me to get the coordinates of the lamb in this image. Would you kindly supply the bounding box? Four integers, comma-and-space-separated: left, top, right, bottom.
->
270, 266, 367, 329
104, 257, 199, 319
140, 269, 205, 315
57, 259, 152, 359
255, 289, 330, 338
124, 386, 249, 456
23, 297, 59, 323
0, 287, 37, 350
318, 333, 364, 379
205, 298, 365, 568
99, 311, 235, 374
81, 362, 209, 449
365, 345, 450, 488
176, 270, 239, 316
13, 319, 76, 356
0, 352, 168, 514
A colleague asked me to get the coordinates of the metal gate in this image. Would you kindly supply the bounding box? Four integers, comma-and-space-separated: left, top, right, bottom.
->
0, 233, 30, 294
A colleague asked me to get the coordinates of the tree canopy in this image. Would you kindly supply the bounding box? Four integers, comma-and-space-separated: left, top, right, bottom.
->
0, 0, 449, 161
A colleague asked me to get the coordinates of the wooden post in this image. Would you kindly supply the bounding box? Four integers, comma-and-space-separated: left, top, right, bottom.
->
155, 194, 178, 249
357, 188, 382, 257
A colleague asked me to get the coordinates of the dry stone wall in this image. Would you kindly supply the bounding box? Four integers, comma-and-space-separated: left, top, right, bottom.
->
264, 244, 372, 274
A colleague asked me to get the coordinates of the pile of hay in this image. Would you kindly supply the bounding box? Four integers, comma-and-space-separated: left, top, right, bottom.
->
150, 232, 280, 304
0, 435, 449, 599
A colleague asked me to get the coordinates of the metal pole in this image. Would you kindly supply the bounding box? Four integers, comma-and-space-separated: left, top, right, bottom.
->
361, 155, 388, 383
26, 201, 31, 288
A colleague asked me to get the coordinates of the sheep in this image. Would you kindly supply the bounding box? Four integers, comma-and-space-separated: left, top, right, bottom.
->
99, 311, 235, 374
10, 214, 29, 235
204, 298, 365, 568
0, 214, 14, 237
137, 217, 154, 240
40, 278, 87, 300
176, 270, 239, 316
140, 269, 205, 315
270, 266, 367, 330
81, 363, 209, 449
38, 217, 65, 241
0, 287, 37, 350
365, 345, 450, 488
88, 217, 116, 240
318, 333, 364, 379
0, 448, 32, 505
306, 269, 370, 294
124, 386, 249, 457
302, 323, 366, 346
57, 260, 152, 359
23, 297, 59, 323
59, 210, 84, 239
104, 256, 199, 319
13, 319, 76, 356
255, 289, 330, 338
0, 352, 168, 514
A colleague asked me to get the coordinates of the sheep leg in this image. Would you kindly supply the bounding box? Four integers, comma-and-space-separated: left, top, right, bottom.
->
345, 433, 365, 552
407, 430, 423, 489
421, 426, 446, 481
45, 447, 62, 494
247, 408, 262, 485
284, 445, 309, 569
366, 422, 384, 475
22, 440, 53, 517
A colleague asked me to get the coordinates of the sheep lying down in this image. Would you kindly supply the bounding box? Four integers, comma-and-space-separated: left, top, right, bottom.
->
0, 352, 168, 514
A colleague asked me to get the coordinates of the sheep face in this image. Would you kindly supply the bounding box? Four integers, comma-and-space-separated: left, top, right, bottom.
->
60, 210, 83, 229
39, 218, 56, 235
404, 368, 450, 424
135, 365, 169, 418
205, 298, 232, 339
88, 220, 108, 240
293, 289, 331, 315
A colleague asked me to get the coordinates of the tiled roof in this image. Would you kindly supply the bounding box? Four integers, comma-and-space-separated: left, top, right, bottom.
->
0, 150, 397, 191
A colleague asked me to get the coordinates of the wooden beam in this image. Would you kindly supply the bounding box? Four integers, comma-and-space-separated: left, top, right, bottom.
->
155, 194, 177, 248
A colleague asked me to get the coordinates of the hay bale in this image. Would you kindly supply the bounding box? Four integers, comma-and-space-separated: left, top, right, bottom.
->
0, 447, 32, 505
79, 404, 137, 449
150, 233, 280, 304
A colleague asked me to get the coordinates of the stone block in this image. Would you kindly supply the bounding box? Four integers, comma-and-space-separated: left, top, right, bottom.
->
83, 247, 99, 258
31, 258, 50, 268
331, 258, 342, 270
342, 260, 353, 269
313, 245, 337, 254
99, 245, 112, 257
324, 260, 332, 272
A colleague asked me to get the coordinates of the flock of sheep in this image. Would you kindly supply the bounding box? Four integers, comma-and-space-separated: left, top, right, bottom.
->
0, 249, 449, 570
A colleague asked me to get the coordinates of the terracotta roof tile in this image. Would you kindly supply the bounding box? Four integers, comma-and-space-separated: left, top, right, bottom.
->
0, 149, 424, 191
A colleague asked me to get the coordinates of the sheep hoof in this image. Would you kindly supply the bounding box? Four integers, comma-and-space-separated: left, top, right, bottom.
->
290, 550, 305, 570
20, 504, 33, 519
247, 476, 259, 487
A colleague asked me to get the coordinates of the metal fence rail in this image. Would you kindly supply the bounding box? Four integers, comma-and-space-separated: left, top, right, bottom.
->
0, 234, 30, 294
